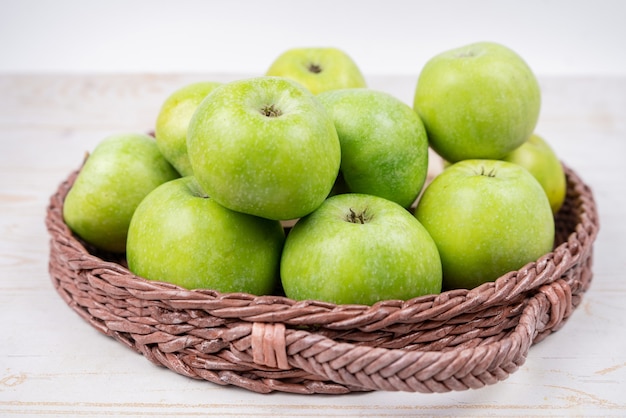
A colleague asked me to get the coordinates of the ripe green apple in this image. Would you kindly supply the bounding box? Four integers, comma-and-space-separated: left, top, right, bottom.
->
187, 76, 341, 221
63, 133, 179, 253
154, 81, 222, 176
318, 88, 430, 208
127, 176, 285, 293
266, 47, 367, 95
415, 159, 554, 290
281, 193, 442, 305
413, 41, 541, 162
501, 133, 566, 214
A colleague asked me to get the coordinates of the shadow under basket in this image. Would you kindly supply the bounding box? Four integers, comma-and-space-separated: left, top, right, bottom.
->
46, 163, 599, 395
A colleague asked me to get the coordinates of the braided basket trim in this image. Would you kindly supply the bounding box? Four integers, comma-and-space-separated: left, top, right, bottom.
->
46, 164, 599, 394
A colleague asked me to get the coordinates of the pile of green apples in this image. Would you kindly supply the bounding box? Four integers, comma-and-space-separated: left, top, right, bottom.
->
63, 42, 566, 306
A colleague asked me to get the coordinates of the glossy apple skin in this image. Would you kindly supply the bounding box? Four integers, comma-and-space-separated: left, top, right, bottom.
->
187, 76, 341, 221
281, 193, 442, 305
63, 133, 179, 253
415, 159, 554, 290
501, 133, 566, 214
414, 42, 541, 162
155, 81, 222, 176
127, 177, 285, 294
266, 47, 366, 95
318, 88, 430, 208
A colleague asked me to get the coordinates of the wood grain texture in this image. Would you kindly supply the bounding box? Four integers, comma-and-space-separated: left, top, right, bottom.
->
1, 74, 625, 416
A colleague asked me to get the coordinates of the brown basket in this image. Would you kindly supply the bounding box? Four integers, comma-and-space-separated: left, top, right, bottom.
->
46, 163, 599, 394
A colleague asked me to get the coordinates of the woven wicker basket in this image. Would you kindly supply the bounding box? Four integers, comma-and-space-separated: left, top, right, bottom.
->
46, 162, 599, 394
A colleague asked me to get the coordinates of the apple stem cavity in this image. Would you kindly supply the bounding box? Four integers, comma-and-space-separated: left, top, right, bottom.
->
307, 63, 322, 74
188, 178, 210, 199
260, 104, 282, 118
346, 208, 371, 224
457, 51, 476, 58
476, 166, 497, 178
455, 47, 480, 59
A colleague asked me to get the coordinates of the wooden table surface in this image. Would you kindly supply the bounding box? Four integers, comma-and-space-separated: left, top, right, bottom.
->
1, 74, 625, 417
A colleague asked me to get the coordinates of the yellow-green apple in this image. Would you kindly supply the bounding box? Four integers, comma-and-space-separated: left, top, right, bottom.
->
187, 76, 341, 220
63, 133, 179, 253
413, 41, 541, 162
501, 133, 566, 214
266, 47, 366, 94
127, 176, 285, 293
281, 193, 442, 305
318, 88, 429, 208
415, 159, 554, 290
154, 81, 222, 176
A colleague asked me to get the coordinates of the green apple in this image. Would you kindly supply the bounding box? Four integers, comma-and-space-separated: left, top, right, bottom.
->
127, 176, 285, 293
415, 159, 554, 290
318, 88, 429, 208
63, 133, 179, 253
187, 76, 341, 221
281, 193, 442, 305
154, 81, 222, 176
413, 41, 541, 162
266, 47, 367, 95
501, 133, 566, 214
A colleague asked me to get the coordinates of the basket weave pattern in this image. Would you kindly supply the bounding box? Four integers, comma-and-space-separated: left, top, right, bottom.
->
46, 164, 599, 394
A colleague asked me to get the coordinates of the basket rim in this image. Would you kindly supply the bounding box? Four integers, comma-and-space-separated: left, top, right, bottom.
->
46, 162, 599, 324
45, 161, 600, 394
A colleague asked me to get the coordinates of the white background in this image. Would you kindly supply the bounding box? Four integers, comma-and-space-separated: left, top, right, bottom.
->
1, 0, 625, 77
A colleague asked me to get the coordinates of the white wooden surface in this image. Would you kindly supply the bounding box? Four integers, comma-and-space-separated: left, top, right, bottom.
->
1, 74, 625, 417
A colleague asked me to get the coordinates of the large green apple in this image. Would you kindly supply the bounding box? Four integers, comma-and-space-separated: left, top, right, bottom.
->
154, 81, 222, 176
127, 176, 285, 293
63, 133, 179, 253
318, 88, 430, 208
415, 159, 554, 290
281, 193, 442, 305
187, 76, 341, 221
266, 47, 367, 95
413, 41, 541, 162
501, 133, 566, 214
